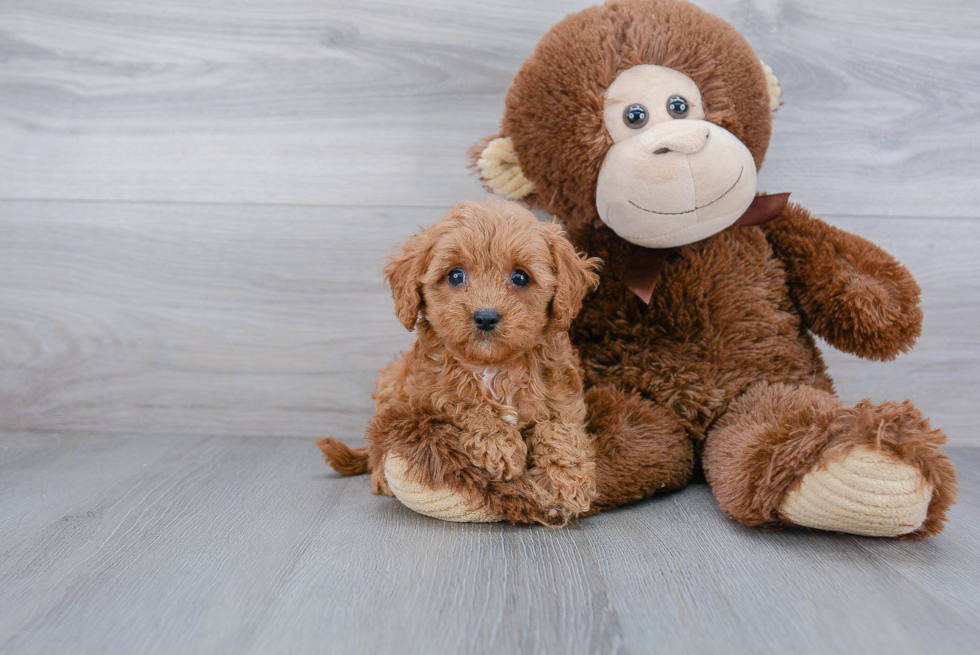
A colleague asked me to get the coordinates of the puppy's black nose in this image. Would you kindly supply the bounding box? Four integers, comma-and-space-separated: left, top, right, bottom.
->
472, 308, 501, 332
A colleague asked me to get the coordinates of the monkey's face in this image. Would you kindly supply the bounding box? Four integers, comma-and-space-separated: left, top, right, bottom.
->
475, 2, 779, 243
595, 65, 759, 248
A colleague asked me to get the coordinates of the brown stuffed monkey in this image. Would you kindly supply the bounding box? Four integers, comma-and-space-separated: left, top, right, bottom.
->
384, 0, 958, 537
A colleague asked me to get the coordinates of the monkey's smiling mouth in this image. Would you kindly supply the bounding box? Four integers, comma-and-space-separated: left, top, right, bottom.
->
628, 167, 744, 216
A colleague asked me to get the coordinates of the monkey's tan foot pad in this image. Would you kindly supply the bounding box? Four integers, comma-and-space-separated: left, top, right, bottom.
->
779, 446, 933, 537
384, 454, 501, 523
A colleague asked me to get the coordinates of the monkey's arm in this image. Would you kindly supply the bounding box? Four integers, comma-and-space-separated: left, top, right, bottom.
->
762, 202, 922, 361
367, 401, 523, 488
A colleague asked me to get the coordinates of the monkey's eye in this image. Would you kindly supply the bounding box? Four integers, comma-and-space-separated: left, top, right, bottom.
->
667, 95, 689, 118
623, 104, 648, 129
447, 268, 466, 287
510, 270, 530, 288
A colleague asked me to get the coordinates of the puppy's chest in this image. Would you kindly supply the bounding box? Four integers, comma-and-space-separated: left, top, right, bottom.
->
471, 367, 543, 427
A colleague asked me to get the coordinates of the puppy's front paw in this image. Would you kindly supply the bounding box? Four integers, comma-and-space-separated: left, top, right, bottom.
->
530, 461, 596, 517
536, 505, 573, 528
552, 478, 595, 516
470, 435, 527, 481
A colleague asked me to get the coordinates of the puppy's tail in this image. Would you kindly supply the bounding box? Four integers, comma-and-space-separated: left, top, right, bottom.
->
317, 437, 370, 476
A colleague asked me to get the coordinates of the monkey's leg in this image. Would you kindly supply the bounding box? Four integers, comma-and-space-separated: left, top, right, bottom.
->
370, 406, 569, 526
703, 382, 957, 538
582, 384, 695, 514
367, 408, 499, 522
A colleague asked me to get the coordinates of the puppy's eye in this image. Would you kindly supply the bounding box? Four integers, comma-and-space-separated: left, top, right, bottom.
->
510, 270, 530, 288
447, 268, 466, 287
667, 95, 689, 119
623, 104, 648, 129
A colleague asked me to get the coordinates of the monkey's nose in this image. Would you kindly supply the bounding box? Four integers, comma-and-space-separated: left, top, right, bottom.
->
640, 123, 710, 155
472, 308, 501, 332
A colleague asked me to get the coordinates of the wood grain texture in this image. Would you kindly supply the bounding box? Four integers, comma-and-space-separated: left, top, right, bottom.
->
0, 200, 414, 439
0, 2, 977, 650
0, 0, 978, 217
0, 432, 208, 551
0, 434, 978, 655
1, 200, 977, 444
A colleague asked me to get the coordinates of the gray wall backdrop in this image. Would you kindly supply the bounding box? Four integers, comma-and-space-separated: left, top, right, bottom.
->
1, 0, 978, 444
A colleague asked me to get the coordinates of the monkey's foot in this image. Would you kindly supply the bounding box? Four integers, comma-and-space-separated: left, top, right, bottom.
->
705, 383, 957, 538
384, 454, 501, 523
779, 447, 932, 537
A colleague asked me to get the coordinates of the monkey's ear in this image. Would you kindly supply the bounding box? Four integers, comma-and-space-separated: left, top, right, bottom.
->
383, 228, 436, 331
760, 60, 782, 113
544, 222, 601, 331
471, 135, 537, 201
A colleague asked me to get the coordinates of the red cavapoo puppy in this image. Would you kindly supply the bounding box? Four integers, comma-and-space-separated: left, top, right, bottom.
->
319, 199, 600, 525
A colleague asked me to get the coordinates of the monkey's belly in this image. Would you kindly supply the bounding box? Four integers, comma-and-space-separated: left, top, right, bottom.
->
577, 312, 831, 439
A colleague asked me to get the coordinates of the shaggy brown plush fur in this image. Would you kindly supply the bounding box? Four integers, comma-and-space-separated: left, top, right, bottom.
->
496, 0, 772, 231
761, 205, 923, 361
320, 199, 601, 526
583, 384, 694, 512
467, 0, 957, 536
703, 382, 958, 538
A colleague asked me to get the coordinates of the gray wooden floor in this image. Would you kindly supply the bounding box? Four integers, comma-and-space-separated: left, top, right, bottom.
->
2, 436, 979, 654
1, 1, 978, 653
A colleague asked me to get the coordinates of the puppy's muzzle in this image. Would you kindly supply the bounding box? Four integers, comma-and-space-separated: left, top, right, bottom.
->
472, 308, 501, 332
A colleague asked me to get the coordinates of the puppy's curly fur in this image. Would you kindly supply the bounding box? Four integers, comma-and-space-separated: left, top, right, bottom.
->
319, 199, 601, 526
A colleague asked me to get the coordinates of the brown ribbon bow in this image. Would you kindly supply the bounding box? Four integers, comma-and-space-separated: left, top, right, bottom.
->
620, 193, 791, 304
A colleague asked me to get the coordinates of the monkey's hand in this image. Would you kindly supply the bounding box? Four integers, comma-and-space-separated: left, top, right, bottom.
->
763, 202, 922, 361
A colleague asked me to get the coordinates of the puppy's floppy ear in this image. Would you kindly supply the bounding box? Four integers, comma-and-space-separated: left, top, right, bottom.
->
383, 227, 437, 331
544, 222, 601, 331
